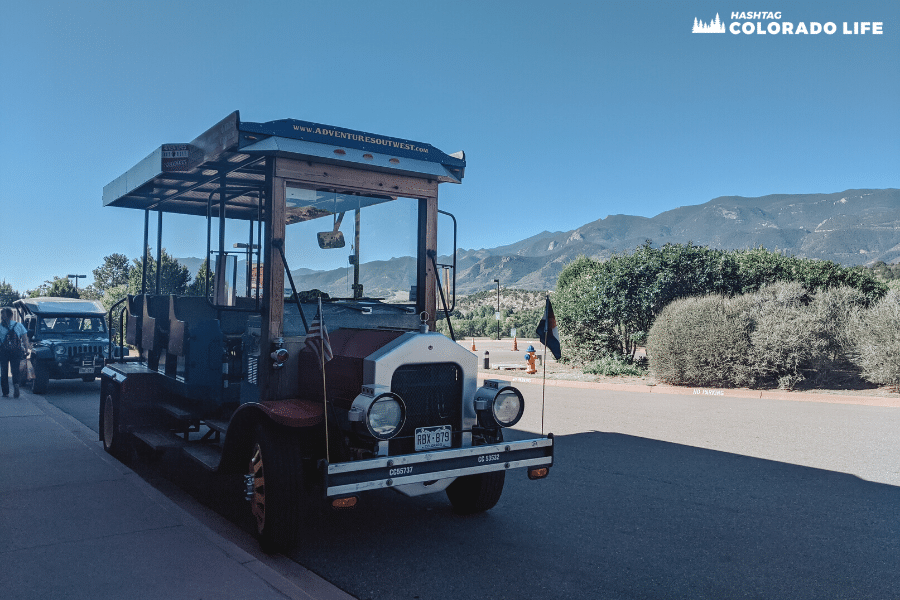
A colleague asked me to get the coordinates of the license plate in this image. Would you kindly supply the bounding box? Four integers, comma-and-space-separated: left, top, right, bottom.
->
79, 367, 95, 374
415, 425, 452, 451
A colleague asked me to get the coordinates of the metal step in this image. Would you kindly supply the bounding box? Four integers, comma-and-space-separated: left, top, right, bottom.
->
205, 419, 229, 434
132, 428, 186, 451
157, 402, 193, 421
183, 444, 222, 471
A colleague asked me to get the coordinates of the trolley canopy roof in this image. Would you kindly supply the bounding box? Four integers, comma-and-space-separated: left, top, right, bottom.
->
102, 111, 466, 220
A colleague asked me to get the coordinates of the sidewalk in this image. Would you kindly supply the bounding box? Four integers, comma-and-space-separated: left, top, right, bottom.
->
0, 387, 353, 600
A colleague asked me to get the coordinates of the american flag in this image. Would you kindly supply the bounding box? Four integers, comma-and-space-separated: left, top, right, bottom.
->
306, 298, 333, 367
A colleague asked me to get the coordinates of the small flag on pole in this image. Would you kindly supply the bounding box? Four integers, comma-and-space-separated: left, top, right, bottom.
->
306, 297, 333, 367
535, 296, 561, 360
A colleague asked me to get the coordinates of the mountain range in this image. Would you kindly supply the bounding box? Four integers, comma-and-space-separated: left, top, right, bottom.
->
180, 188, 900, 296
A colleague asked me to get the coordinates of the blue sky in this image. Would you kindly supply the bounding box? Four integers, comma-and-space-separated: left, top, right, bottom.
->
1, 0, 897, 294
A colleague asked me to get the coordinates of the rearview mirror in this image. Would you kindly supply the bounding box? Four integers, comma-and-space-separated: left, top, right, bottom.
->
317, 230, 346, 249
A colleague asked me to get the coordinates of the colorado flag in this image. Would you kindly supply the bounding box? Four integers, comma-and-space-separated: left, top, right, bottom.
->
535, 297, 561, 360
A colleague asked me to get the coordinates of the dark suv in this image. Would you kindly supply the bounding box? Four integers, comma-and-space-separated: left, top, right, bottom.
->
13, 297, 123, 394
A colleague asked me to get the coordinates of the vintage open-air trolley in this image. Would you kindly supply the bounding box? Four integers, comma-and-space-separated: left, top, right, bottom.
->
100, 112, 554, 550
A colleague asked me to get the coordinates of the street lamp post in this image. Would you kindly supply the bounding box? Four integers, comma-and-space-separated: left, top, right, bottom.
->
67, 274, 86, 289
494, 278, 500, 341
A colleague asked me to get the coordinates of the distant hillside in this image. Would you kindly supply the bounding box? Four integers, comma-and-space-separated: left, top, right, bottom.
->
177, 188, 900, 297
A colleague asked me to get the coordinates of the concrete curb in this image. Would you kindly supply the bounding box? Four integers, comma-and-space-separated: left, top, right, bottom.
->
477, 372, 900, 408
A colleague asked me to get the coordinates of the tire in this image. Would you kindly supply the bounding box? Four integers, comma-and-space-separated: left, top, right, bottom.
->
32, 360, 49, 394
446, 430, 506, 514
81, 375, 96, 383
101, 384, 130, 459
248, 423, 305, 552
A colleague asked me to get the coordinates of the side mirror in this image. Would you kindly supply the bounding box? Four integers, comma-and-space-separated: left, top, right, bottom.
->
317, 230, 346, 249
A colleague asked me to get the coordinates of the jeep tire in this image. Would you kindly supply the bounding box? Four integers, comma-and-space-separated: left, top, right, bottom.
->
32, 360, 49, 394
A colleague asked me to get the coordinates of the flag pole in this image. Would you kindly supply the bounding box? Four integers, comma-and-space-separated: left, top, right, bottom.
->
319, 296, 330, 464
541, 296, 548, 436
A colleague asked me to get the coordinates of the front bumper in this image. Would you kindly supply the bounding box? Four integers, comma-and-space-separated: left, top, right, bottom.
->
324, 435, 554, 497
51, 358, 104, 379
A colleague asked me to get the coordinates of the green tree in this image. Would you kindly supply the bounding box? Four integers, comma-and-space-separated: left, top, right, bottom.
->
101, 283, 130, 339
185, 258, 214, 296
28, 276, 80, 298
733, 247, 885, 303
92, 253, 131, 295
128, 247, 191, 296
0, 280, 22, 305
555, 243, 887, 364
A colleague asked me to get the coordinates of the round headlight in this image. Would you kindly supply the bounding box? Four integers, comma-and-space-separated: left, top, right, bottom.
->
367, 393, 406, 440
492, 388, 524, 427
54, 346, 67, 356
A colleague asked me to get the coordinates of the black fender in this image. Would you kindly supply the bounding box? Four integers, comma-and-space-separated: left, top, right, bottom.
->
31, 346, 53, 361
219, 404, 271, 474
219, 403, 324, 474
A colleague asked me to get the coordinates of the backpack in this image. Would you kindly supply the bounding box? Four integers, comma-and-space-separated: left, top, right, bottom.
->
1, 323, 22, 359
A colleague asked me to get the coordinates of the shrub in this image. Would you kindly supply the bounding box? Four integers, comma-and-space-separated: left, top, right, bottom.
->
583, 354, 647, 377
648, 283, 867, 389
556, 244, 886, 366
745, 283, 864, 388
647, 294, 754, 387
848, 289, 900, 388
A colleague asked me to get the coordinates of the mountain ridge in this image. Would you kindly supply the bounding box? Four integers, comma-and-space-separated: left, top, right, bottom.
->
178, 188, 900, 296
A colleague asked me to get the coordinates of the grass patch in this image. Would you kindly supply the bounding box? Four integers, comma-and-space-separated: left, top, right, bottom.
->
583, 354, 647, 377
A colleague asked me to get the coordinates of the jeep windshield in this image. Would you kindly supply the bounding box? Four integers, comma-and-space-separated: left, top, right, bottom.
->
283, 186, 417, 304
39, 317, 107, 334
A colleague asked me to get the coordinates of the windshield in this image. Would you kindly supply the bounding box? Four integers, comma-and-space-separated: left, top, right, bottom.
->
283, 186, 418, 303
39, 317, 107, 334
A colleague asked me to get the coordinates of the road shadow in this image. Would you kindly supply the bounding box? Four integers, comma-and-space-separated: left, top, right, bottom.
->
135, 429, 900, 600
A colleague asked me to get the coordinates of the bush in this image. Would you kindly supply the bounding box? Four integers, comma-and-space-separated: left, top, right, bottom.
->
556, 244, 886, 366
848, 289, 900, 388
647, 294, 754, 387
648, 283, 867, 389
583, 354, 647, 377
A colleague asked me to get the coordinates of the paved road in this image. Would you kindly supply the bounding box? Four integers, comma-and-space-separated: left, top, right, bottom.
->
42, 377, 900, 600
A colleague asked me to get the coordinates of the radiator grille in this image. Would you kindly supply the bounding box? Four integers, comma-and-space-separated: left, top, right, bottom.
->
391, 363, 462, 439
247, 355, 258, 384
66, 345, 104, 358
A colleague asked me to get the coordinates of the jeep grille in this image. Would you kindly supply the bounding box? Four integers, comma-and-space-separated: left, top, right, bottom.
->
66, 345, 104, 358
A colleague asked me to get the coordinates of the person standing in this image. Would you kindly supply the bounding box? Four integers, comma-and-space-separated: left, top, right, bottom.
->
1, 307, 30, 398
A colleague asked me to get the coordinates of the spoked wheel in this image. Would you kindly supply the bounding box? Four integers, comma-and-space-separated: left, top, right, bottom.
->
248, 424, 304, 552
101, 385, 129, 460
446, 430, 506, 514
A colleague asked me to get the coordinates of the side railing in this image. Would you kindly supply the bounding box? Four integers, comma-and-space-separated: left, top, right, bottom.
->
107, 296, 130, 363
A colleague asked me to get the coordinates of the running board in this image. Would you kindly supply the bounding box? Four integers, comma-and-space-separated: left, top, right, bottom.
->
132, 428, 186, 451
132, 427, 223, 472
183, 444, 223, 471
